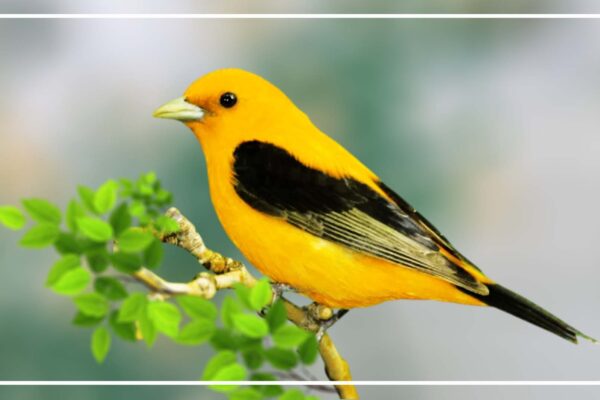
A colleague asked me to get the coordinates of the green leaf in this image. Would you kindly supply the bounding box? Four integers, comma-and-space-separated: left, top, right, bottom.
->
110, 252, 141, 273
128, 200, 146, 218
249, 279, 272, 311
232, 314, 269, 339
138, 213, 151, 226
209, 363, 247, 392
19, 224, 60, 248
234, 284, 253, 310
177, 295, 218, 321
264, 348, 298, 370
304, 396, 319, 400
250, 372, 278, 382
251, 373, 283, 397
273, 325, 308, 349
118, 293, 148, 322
143, 171, 157, 185
147, 301, 181, 338
91, 326, 111, 363
46, 254, 80, 287
22, 198, 61, 225
221, 296, 242, 329
154, 215, 179, 234
74, 293, 109, 317
94, 180, 118, 214
66, 200, 86, 232
176, 318, 216, 345
278, 389, 304, 400
76, 238, 100, 253
138, 307, 157, 347
78, 185, 97, 213
137, 182, 154, 197
109, 310, 136, 341
86, 250, 110, 273
94, 277, 128, 300
117, 228, 154, 253
237, 336, 262, 352
109, 203, 132, 236
202, 350, 237, 380
51, 267, 91, 295
242, 349, 264, 370
210, 328, 240, 351
229, 388, 263, 400
0, 206, 26, 230
143, 238, 164, 269
266, 300, 287, 332
155, 188, 172, 205
72, 311, 104, 327
297, 334, 318, 365
119, 178, 134, 197
54, 232, 81, 254
77, 217, 113, 242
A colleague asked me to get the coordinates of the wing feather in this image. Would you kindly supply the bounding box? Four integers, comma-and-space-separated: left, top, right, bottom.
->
233, 140, 488, 295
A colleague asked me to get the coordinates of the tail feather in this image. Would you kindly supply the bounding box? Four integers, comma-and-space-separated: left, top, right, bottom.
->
470, 284, 596, 344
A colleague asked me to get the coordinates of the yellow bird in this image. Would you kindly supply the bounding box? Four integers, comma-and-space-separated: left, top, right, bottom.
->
154, 68, 594, 343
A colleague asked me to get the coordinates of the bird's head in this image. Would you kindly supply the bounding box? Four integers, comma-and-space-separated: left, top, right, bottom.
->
153, 68, 303, 147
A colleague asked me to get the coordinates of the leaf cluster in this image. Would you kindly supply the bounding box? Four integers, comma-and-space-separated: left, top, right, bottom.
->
0, 173, 321, 400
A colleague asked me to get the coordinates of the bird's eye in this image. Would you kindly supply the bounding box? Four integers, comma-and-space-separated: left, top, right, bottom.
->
219, 92, 237, 108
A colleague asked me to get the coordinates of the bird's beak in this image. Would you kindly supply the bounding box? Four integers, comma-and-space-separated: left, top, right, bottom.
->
153, 97, 205, 122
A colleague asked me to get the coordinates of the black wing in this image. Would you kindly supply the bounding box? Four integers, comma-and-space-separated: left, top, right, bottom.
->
232, 140, 487, 295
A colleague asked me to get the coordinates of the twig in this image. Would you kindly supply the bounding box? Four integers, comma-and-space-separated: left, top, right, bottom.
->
132, 207, 359, 400
300, 365, 321, 382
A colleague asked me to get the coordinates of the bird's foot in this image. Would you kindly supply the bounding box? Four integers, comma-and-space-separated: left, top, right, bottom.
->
310, 306, 349, 342
258, 282, 296, 316
271, 282, 295, 302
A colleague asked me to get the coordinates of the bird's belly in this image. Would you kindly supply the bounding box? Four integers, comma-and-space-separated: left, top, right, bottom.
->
215, 196, 482, 309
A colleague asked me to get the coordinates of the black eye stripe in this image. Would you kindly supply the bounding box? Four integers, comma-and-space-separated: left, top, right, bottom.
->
220, 92, 237, 108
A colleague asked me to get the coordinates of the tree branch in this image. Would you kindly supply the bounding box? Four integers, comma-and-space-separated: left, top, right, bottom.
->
132, 207, 358, 400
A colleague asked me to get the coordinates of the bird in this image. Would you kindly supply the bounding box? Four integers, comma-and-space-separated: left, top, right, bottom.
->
154, 68, 595, 344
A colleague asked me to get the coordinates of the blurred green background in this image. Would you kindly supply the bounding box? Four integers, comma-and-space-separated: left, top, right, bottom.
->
1, 18, 600, 400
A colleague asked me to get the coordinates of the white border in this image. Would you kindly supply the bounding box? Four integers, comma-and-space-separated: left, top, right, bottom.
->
1, 11, 598, 387
1, 13, 600, 19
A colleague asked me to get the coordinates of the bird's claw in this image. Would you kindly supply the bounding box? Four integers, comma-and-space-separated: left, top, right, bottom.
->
259, 282, 296, 316
315, 309, 349, 342
271, 282, 295, 302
